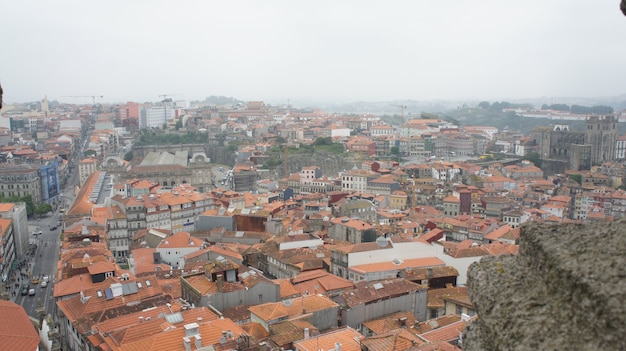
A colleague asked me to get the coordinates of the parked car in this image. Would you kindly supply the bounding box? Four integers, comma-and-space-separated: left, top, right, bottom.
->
49, 225, 57, 231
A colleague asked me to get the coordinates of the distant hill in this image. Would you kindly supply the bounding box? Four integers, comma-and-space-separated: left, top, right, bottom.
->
202, 95, 244, 106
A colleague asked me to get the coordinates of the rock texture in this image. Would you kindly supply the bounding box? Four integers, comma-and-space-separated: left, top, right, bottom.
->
464, 220, 626, 351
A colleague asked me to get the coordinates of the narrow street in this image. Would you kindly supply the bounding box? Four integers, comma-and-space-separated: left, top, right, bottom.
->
7, 141, 81, 321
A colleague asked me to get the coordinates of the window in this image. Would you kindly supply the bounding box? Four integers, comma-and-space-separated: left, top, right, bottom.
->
430, 309, 438, 319
456, 305, 463, 315
258, 294, 263, 302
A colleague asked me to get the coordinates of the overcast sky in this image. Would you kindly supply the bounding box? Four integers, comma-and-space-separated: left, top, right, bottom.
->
1, 1, 625, 105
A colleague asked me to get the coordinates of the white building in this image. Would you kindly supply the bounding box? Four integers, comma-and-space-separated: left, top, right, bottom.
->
155, 231, 204, 269
140, 105, 184, 128
341, 169, 376, 192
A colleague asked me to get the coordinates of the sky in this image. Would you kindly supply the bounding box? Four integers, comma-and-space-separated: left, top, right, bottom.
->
1, 1, 625, 105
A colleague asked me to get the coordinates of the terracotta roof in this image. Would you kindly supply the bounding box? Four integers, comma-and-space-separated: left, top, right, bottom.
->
349, 257, 445, 274
360, 328, 424, 351
269, 320, 317, 347
222, 305, 252, 324
293, 327, 364, 351
419, 320, 469, 343
414, 314, 462, 334
342, 279, 426, 307
409, 340, 461, 351
363, 311, 418, 335
483, 225, 513, 241
0, 300, 40, 351
87, 260, 116, 275
156, 231, 204, 249
401, 266, 459, 282
274, 278, 301, 299
290, 269, 354, 295
67, 170, 101, 216
249, 295, 338, 322
241, 321, 270, 340
427, 286, 470, 310
118, 317, 245, 351
0, 203, 15, 212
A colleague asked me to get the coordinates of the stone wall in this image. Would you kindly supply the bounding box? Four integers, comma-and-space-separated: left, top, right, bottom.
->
464, 220, 626, 351
278, 152, 358, 178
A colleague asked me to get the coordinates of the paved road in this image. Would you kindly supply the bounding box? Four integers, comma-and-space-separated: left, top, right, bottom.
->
212, 164, 231, 190
12, 133, 82, 320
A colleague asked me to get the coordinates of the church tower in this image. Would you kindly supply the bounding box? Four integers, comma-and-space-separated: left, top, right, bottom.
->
585, 115, 618, 165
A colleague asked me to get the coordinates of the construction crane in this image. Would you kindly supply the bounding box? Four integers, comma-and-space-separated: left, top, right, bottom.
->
392, 104, 407, 118
158, 93, 179, 103
63, 95, 103, 106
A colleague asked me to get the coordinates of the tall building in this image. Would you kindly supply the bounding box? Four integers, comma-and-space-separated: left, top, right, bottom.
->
0, 218, 16, 282
117, 102, 140, 120
585, 115, 618, 165
140, 103, 184, 128
0, 203, 28, 258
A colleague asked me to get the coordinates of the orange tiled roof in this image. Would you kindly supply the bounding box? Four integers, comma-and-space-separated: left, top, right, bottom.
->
293, 327, 364, 351
360, 328, 424, 351
0, 203, 15, 212
350, 257, 445, 274
419, 319, 471, 343
156, 231, 204, 249
118, 318, 245, 351
249, 295, 338, 322
0, 300, 40, 351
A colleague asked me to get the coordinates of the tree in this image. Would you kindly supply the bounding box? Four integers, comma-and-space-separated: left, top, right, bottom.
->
478, 101, 490, 109
569, 173, 582, 185
34, 203, 52, 217
313, 137, 333, 146
84, 149, 97, 157
522, 152, 542, 167
421, 112, 439, 119
226, 143, 239, 152
262, 157, 282, 169
591, 105, 613, 114
0, 195, 34, 216
391, 146, 400, 155
124, 151, 134, 161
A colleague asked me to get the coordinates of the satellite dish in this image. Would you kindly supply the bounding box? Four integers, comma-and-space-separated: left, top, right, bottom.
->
376, 236, 389, 248
282, 299, 293, 307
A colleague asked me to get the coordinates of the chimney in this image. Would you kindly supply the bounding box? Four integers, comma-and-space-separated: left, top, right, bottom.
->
427, 267, 433, 278
183, 337, 191, 351
216, 274, 224, 292
138, 316, 144, 323
194, 335, 202, 348
335, 342, 342, 351
304, 327, 310, 340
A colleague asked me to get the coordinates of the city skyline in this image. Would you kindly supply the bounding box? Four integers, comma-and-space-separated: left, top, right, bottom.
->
1, 1, 625, 105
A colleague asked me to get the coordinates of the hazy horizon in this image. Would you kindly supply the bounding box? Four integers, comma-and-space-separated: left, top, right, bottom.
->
1, 1, 625, 105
